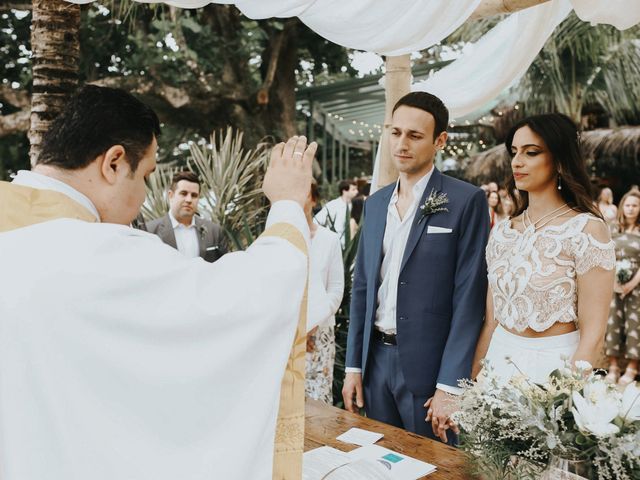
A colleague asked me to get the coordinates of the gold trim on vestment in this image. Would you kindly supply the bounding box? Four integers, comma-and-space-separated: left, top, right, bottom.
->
0, 182, 97, 232
262, 223, 308, 480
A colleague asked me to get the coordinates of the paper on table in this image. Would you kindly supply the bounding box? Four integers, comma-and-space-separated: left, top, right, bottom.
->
336, 427, 384, 446
348, 444, 437, 480
322, 459, 394, 479
303, 446, 351, 480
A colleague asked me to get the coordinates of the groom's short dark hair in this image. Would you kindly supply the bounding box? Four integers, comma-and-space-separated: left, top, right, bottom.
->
392, 92, 449, 141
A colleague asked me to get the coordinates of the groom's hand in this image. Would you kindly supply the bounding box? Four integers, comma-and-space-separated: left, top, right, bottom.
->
425, 389, 459, 443
342, 372, 364, 414
263, 135, 317, 208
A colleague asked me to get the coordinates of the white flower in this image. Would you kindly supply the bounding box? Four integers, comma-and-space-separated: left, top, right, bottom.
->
620, 382, 640, 422
572, 390, 620, 438
574, 360, 592, 371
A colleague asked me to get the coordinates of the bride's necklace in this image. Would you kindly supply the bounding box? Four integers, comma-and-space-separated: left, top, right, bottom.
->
523, 203, 570, 231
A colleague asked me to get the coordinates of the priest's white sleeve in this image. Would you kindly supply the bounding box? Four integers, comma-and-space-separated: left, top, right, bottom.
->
0, 204, 309, 480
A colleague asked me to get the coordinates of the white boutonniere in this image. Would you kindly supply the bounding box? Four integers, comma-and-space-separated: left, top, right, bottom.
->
418, 189, 449, 224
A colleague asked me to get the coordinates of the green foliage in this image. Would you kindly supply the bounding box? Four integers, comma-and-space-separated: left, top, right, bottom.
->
516, 13, 640, 124
187, 127, 269, 248
141, 127, 269, 250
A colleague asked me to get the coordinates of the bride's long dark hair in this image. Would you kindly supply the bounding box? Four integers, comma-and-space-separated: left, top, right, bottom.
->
505, 113, 602, 220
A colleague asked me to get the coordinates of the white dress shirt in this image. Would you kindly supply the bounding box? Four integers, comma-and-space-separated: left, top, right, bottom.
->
314, 197, 350, 243
169, 211, 200, 258
346, 167, 461, 395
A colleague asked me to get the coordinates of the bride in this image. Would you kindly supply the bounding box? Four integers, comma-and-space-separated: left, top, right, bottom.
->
473, 113, 616, 385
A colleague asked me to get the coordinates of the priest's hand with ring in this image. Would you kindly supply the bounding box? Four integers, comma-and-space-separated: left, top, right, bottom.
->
263, 135, 317, 208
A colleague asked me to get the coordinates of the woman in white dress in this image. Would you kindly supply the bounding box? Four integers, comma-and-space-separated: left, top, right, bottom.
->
473, 113, 616, 385
597, 187, 618, 233
305, 180, 345, 403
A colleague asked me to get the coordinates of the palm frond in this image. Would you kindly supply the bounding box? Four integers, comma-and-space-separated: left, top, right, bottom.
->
188, 127, 269, 249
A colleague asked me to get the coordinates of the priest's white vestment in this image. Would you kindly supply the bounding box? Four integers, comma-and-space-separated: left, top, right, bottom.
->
0, 171, 309, 480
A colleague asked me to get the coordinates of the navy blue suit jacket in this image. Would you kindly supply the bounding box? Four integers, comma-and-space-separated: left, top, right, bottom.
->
346, 168, 489, 396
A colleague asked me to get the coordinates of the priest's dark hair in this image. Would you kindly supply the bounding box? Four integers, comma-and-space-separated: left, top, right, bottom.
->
505, 113, 602, 220
392, 91, 449, 141
37, 85, 161, 173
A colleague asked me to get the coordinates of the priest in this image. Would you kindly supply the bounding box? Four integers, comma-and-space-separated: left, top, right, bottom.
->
0, 85, 316, 480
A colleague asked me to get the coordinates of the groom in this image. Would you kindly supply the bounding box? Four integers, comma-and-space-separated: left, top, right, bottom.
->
342, 92, 489, 443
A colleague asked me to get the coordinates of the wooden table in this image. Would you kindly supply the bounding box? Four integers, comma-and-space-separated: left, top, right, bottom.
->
305, 399, 473, 479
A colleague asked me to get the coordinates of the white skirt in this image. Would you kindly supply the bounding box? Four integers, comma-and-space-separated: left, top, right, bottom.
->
483, 325, 580, 385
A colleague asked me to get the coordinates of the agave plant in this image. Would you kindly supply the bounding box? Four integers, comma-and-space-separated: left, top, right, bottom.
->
140, 162, 175, 221
188, 127, 269, 249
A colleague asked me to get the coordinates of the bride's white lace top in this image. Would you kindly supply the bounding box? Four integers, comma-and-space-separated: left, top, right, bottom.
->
487, 213, 615, 333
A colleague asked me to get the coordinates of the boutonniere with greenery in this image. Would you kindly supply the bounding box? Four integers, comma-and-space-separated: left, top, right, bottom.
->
197, 224, 207, 240
418, 189, 449, 224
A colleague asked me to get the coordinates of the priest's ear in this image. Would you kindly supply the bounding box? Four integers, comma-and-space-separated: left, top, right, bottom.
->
99, 145, 129, 185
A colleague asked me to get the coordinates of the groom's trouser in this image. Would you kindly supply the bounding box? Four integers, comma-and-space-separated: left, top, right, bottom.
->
363, 338, 456, 445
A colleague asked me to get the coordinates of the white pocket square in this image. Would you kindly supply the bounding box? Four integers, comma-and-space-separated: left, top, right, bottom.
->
427, 226, 452, 234
206, 246, 219, 251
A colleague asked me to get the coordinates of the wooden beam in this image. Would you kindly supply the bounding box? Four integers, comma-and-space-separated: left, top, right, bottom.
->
470, 0, 551, 19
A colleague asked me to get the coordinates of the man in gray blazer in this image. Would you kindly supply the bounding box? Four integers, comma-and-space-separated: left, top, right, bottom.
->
147, 171, 227, 263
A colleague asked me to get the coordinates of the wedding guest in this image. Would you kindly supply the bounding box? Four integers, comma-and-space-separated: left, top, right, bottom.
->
343, 92, 489, 443
473, 113, 615, 386
502, 196, 515, 217
306, 180, 345, 404
314, 179, 358, 245
487, 181, 499, 193
604, 190, 640, 386
147, 171, 226, 262
597, 187, 618, 233
487, 190, 506, 229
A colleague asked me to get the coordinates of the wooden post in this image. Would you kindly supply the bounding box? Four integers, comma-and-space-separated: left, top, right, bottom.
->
331, 124, 336, 182
345, 144, 350, 178
338, 139, 344, 180
307, 98, 315, 142
378, 54, 411, 189
322, 113, 328, 182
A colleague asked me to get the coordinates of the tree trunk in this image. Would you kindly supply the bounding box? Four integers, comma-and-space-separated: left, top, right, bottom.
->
29, 0, 80, 166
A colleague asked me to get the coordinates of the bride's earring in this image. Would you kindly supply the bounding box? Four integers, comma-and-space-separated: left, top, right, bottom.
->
557, 174, 562, 191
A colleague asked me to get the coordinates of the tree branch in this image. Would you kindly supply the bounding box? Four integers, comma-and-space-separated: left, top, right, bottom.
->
0, 85, 30, 109
0, 108, 30, 138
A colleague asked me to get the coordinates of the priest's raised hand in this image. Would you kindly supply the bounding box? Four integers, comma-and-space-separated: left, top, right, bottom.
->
263, 135, 317, 207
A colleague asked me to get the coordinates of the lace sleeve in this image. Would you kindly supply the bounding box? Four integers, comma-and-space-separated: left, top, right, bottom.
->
574, 217, 616, 275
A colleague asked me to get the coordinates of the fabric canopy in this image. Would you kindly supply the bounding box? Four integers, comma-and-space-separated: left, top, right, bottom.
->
414, 0, 573, 119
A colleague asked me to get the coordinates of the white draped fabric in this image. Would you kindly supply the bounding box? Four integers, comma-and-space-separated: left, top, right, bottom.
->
413, 0, 573, 119
70, 0, 483, 55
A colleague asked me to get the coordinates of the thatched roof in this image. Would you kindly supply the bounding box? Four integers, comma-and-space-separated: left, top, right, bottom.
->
465, 126, 640, 184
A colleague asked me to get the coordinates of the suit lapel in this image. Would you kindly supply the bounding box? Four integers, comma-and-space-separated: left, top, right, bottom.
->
195, 216, 207, 258
160, 215, 178, 249
369, 184, 395, 283
400, 168, 443, 272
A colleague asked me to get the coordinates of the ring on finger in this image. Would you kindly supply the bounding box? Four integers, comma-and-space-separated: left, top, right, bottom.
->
293, 151, 304, 157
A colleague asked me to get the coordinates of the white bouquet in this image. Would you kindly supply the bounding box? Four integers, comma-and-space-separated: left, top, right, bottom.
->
453, 361, 640, 479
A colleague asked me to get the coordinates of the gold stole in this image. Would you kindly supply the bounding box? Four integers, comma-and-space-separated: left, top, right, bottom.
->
262, 223, 308, 480
0, 181, 97, 232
